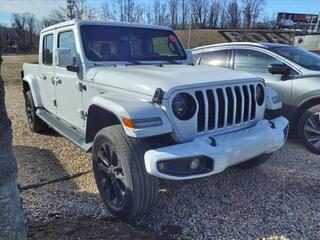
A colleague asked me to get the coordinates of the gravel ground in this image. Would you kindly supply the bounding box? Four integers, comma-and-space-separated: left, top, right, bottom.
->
3, 55, 320, 239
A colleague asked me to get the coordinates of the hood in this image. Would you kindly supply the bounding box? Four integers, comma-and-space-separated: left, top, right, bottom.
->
87, 64, 260, 98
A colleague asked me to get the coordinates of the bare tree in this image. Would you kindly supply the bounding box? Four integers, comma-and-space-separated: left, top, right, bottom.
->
180, 0, 189, 29
25, 13, 37, 48
41, 0, 97, 27
168, 0, 179, 29
73, 0, 97, 20
101, 0, 115, 21
227, 0, 241, 28
152, 0, 169, 25
113, 0, 144, 23
218, 1, 227, 29
0, 37, 27, 240
11, 13, 27, 52
145, 5, 153, 24
11, 13, 38, 52
241, 0, 266, 28
208, 0, 220, 29
190, 0, 209, 28
41, 7, 69, 27
258, 12, 276, 29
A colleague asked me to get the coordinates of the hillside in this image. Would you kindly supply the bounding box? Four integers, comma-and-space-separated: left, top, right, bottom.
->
176, 29, 296, 49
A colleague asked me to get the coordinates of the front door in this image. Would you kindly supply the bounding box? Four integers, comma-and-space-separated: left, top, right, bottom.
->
54, 29, 84, 130
39, 33, 57, 114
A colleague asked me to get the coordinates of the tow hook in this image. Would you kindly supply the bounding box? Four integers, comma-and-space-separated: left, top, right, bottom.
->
268, 121, 276, 129
209, 136, 216, 146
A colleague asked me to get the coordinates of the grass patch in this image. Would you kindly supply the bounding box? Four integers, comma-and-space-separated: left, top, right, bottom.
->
1, 54, 38, 85
176, 29, 226, 49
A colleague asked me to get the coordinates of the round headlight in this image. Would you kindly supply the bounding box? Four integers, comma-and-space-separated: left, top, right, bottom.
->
172, 93, 196, 120
256, 84, 265, 106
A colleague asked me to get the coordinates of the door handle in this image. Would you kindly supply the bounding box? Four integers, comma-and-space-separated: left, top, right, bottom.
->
55, 77, 62, 85
41, 74, 47, 80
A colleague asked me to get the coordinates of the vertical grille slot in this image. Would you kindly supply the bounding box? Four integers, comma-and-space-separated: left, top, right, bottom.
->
242, 85, 249, 122
216, 88, 225, 128
226, 87, 234, 126
195, 91, 205, 132
234, 86, 242, 124
249, 85, 256, 120
206, 90, 215, 130
190, 82, 260, 133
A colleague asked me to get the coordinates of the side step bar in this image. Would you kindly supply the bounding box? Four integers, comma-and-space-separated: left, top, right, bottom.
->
36, 109, 92, 152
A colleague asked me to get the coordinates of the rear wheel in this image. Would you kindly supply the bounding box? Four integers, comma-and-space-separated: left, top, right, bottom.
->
236, 153, 272, 169
24, 90, 47, 132
297, 104, 320, 154
92, 125, 159, 221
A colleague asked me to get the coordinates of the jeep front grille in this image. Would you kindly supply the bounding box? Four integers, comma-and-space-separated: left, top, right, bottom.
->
194, 84, 258, 132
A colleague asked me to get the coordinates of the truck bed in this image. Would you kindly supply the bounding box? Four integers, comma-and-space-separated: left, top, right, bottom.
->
22, 62, 40, 79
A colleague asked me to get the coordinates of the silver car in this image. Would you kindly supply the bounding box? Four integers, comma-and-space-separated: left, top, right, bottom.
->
192, 42, 320, 154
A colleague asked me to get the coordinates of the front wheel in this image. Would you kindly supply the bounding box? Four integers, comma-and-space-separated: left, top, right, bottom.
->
297, 104, 320, 154
236, 153, 272, 169
92, 125, 159, 221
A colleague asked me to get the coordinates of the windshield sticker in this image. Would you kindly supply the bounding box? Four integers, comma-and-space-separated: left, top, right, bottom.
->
169, 35, 177, 43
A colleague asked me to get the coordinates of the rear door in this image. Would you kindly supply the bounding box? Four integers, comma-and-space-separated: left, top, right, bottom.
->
39, 32, 57, 114
54, 28, 84, 130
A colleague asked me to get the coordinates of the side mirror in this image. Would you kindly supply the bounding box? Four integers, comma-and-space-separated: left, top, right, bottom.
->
66, 65, 79, 72
268, 63, 290, 75
55, 48, 79, 73
55, 48, 73, 67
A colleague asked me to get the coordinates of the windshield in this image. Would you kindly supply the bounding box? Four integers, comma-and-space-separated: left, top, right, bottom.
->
80, 25, 187, 62
270, 46, 320, 71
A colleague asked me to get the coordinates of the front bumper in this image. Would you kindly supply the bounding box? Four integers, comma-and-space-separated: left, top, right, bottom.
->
144, 117, 289, 180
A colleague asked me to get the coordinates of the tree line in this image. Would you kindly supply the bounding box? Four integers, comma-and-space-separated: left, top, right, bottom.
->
0, 0, 273, 53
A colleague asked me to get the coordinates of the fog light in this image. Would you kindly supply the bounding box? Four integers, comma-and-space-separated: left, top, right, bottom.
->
157, 156, 214, 177
190, 158, 200, 170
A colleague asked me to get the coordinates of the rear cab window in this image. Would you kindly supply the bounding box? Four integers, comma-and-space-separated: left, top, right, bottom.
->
42, 34, 54, 65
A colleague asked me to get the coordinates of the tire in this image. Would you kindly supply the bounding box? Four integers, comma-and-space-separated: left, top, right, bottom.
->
297, 104, 320, 154
236, 153, 272, 169
24, 90, 47, 132
92, 125, 159, 221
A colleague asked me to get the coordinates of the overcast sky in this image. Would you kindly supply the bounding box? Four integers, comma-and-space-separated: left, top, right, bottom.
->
0, 0, 319, 26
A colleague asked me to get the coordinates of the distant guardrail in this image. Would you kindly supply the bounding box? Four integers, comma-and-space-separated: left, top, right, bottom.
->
219, 30, 297, 44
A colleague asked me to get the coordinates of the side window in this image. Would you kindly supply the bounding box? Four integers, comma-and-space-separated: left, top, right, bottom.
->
234, 49, 282, 73
42, 34, 53, 65
58, 31, 77, 65
200, 50, 230, 68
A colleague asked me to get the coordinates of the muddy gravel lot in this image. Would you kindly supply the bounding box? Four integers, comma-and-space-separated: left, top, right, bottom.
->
3, 55, 320, 239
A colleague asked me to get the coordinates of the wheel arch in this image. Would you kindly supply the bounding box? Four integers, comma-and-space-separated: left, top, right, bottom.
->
85, 104, 122, 143
23, 75, 43, 107
292, 97, 320, 126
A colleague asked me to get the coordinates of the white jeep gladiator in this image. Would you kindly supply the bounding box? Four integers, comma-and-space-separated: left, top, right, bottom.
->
22, 20, 289, 221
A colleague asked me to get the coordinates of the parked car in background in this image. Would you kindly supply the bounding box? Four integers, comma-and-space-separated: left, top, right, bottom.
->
192, 42, 320, 154
22, 21, 288, 221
